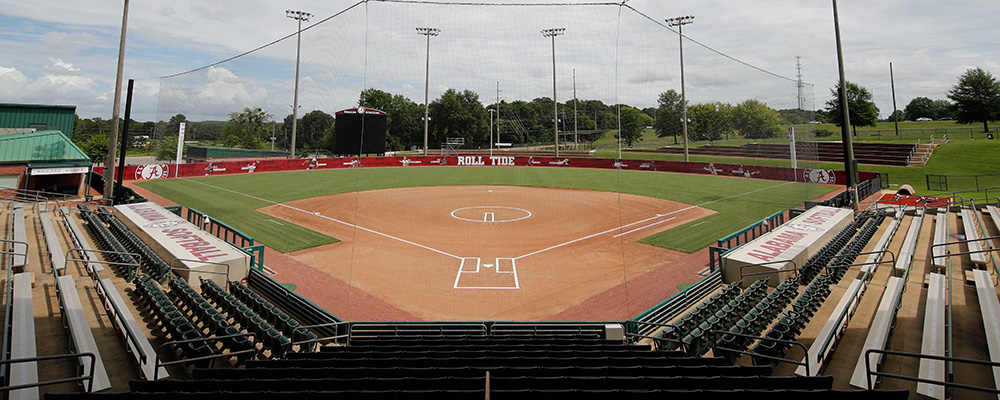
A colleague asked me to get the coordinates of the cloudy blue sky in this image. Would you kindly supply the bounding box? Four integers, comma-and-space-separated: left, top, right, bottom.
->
1, 0, 998, 121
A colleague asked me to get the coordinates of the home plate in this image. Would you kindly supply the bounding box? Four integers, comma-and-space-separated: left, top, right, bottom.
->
484, 264, 494, 269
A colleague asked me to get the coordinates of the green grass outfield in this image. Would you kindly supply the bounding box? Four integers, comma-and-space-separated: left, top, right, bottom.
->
135, 167, 834, 254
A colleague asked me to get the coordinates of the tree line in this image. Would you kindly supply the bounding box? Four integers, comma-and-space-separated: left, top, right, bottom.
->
72, 66, 1000, 163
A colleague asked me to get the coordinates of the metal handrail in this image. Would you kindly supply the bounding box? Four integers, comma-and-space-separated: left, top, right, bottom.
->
623, 320, 686, 353
862, 349, 1000, 394
296, 321, 350, 346
153, 332, 257, 380
0, 353, 97, 393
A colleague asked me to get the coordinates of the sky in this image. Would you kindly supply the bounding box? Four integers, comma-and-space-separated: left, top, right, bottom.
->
1, 0, 998, 121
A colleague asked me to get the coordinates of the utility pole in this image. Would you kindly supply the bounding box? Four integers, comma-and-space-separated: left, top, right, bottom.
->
890, 62, 900, 136
104, 0, 129, 204
417, 27, 440, 156
832, 0, 858, 208
286, 9, 311, 159
542, 28, 565, 157
666, 16, 694, 162
796, 56, 805, 110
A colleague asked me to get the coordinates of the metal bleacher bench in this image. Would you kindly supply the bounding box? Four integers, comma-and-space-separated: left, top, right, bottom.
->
973, 269, 1000, 394
961, 208, 988, 266
850, 276, 905, 389
39, 212, 66, 272
987, 205, 1000, 234
12, 207, 28, 270
931, 211, 949, 272
56, 274, 112, 392
894, 210, 924, 275
10, 272, 38, 400
96, 277, 168, 380
861, 208, 904, 277
917, 272, 947, 399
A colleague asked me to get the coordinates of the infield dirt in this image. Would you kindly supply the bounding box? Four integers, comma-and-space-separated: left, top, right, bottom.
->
258, 185, 714, 321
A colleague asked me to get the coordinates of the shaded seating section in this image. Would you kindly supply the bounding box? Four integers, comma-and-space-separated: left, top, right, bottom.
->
42, 336, 909, 399
634, 271, 724, 338
655, 280, 744, 354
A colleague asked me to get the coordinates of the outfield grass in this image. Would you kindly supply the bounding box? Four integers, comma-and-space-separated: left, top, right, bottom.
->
136, 167, 833, 254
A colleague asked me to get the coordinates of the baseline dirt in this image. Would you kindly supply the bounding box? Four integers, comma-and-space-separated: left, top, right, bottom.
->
259, 185, 714, 321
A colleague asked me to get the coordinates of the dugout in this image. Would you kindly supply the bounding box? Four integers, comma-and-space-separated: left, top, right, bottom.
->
0, 130, 92, 195
333, 108, 387, 156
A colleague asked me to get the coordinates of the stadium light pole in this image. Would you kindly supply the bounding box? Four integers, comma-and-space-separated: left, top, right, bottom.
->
287, 9, 311, 159
666, 15, 694, 163
417, 27, 440, 156
488, 109, 495, 157
542, 28, 565, 157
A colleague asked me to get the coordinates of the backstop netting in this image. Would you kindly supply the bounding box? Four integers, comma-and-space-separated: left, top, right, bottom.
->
153, 0, 827, 322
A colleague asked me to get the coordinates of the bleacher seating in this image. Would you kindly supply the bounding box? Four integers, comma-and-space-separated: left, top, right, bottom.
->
80, 208, 139, 280
646, 142, 917, 166
849, 276, 905, 389
988, 205, 1000, 232
861, 208, 904, 276
10, 272, 38, 400
961, 208, 988, 265
96, 276, 169, 381
55, 274, 112, 392
796, 278, 866, 376
894, 210, 924, 274
60, 207, 103, 275
12, 207, 28, 270
244, 268, 341, 341
931, 211, 949, 272
39, 212, 66, 272
132, 273, 214, 364
972, 269, 1000, 393
917, 272, 947, 399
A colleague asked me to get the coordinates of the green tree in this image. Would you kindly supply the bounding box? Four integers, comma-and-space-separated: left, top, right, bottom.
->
429, 89, 488, 147
616, 106, 653, 148
156, 135, 178, 161
825, 81, 879, 135
360, 89, 424, 151
903, 96, 935, 121
931, 99, 954, 120
222, 107, 272, 149
688, 102, 732, 142
654, 90, 683, 142
948, 67, 1000, 132
82, 133, 109, 164
887, 110, 905, 122
162, 114, 187, 140
732, 99, 782, 139
299, 110, 334, 150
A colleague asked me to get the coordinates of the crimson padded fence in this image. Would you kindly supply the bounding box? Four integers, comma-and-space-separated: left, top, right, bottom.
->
96, 155, 879, 186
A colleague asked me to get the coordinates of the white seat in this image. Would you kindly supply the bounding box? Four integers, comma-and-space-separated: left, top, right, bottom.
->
12, 208, 28, 269
972, 269, 1000, 397
861, 209, 904, 277
10, 272, 38, 400
917, 273, 947, 399
56, 275, 112, 392
894, 211, 924, 275
931, 212, 949, 271
850, 276, 905, 389
962, 208, 987, 265
39, 213, 66, 272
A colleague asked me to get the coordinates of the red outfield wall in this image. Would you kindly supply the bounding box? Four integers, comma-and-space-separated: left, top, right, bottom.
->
95, 155, 878, 186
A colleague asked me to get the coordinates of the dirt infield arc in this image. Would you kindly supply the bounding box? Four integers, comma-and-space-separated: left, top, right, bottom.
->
259, 185, 714, 321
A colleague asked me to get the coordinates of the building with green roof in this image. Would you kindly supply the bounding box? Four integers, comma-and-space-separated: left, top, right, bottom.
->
0, 130, 92, 194
0, 103, 76, 136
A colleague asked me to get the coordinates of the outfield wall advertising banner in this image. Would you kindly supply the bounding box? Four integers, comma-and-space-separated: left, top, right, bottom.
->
95, 156, 877, 186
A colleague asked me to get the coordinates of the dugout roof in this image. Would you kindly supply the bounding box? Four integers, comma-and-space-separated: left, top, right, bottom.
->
0, 130, 90, 166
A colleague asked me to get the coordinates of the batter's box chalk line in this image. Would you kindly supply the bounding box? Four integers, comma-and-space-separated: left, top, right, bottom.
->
453, 257, 520, 290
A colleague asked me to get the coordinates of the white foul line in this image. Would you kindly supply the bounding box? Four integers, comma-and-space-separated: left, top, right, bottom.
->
613, 217, 676, 238
179, 178, 463, 260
